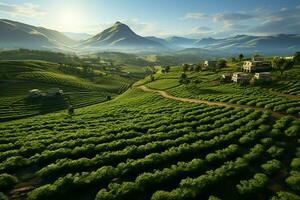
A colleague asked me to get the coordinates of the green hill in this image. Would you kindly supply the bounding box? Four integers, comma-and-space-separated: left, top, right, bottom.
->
0, 60, 142, 121
0, 49, 81, 64
0, 19, 75, 50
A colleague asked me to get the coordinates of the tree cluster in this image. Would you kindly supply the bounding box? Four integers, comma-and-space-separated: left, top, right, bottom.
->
272, 57, 294, 77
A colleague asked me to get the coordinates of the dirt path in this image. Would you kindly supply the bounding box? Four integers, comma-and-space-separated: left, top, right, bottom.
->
139, 85, 300, 120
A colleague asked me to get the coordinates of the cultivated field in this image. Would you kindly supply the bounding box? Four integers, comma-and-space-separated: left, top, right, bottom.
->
1, 85, 299, 199
0, 60, 145, 121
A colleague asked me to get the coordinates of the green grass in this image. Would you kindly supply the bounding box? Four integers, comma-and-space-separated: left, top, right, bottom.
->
147, 79, 180, 90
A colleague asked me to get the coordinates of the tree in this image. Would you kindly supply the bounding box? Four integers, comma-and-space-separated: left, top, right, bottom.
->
165, 66, 170, 73
68, 106, 74, 115
253, 54, 262, 61
285, 171, 300, 192
179, 73, 189, 84
194, 65, 201, 72
149, 75, 155, 82
0, 192, 8, 200
237, 173, 268, 195
182, 64, 189, 72
239, 54, 244, 61
261, 159, 281, 175
0, 173, 18, 190
294, 52, 300, 64
272, 57, 294, 78
217, 59, 227, 69
181, 73, 187, 79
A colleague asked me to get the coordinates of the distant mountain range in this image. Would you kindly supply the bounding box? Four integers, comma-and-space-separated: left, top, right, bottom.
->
196, 34, 300, 55
146, 36, 197, 49
63, 32, 92, 41
0, 19, 75, 50
0, 19, 299, 55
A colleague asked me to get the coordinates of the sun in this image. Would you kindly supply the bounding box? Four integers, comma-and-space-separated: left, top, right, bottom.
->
59, 9, 83, 32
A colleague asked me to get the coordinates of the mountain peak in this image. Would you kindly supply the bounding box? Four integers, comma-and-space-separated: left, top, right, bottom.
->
113, 21, 127, 28
114, 21, 123, 25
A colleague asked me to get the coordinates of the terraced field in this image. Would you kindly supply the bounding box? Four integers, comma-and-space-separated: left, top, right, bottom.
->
273, 66, 300, 96
144, 65, 300, 117
0, 88, 299, 200
0, 60, 140, 121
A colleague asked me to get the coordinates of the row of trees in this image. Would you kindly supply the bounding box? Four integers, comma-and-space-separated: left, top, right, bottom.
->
58, 64, 95, 78
95, 144, 240, 200
1, 106, 234, 174
28, 111, 264, 199
236, 173, 269, 195
272, 57, 294, 77
182, 59, 227, 72
151, 144, 265, 200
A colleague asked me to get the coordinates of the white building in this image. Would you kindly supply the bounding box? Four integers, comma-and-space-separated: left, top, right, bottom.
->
28, 89, 42, 98
242, 56, 271, 73
232, 72, 249, 83
243, 61, 271, 73
254, 72, 272, 81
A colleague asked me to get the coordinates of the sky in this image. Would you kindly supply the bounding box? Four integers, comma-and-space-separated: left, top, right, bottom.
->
0, 0, 299, 38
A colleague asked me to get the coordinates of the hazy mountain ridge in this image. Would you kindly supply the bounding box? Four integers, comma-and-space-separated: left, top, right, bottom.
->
146, 36, 197, 49
196, 34, 300, 54
63, 32, 92, 41
0, 19, 299, 55
0, 19, 75, 50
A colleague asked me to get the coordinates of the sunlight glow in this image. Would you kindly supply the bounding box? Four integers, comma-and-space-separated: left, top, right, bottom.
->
58, 8, 83, 32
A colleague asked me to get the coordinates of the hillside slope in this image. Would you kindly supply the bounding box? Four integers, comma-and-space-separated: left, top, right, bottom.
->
0, 60, 140, 121
0, 19, 75, 50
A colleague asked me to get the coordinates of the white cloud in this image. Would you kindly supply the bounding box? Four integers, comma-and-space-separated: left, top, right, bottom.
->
250, 7, 300, 34
183, 12, 208, 19
280, 7, 287, 11
223, 21, 249, 30
213, 12, 254, 22
192, 26, 211, 33
0, 2, 46, 17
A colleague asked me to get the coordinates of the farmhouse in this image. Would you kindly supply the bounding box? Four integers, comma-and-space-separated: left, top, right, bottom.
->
232, 72, 248, 83
28, 89, 43, 98
242, 56, 271, 73
46, 88, 63, 97
203, 60, 217, 70
254, 72, 272, 81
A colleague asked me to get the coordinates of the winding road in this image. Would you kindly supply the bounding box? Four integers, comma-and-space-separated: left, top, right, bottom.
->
138, 85, 300, 120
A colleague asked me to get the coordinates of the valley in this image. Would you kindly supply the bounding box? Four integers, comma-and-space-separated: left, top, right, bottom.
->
0, 53, 300, 200
0, 1, 300, 199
